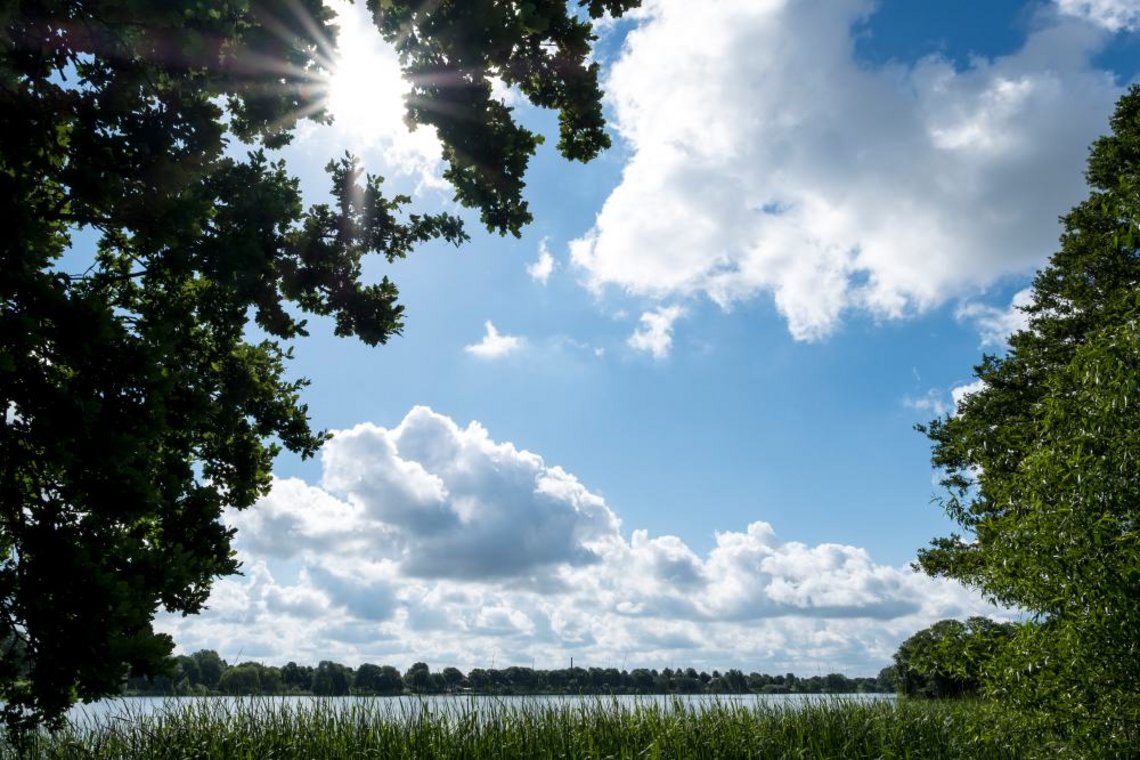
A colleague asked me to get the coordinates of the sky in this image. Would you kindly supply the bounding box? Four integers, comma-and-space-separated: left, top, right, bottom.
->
157, 0, 1140, 676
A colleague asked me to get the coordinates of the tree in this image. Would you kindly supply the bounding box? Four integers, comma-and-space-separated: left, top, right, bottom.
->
466, 668, 490, 691
0, 0, 639, 731
403, 661, 431, 694
505, 665, 537, 692
876, 666, 898, 694
892, 618, 1015, 699
254, 663, 282, 694
375, 664, 405, 695
629, 668, 654, 692
441, 666, 465, 692
190, 650, 225, 692
218, 663, 261, 695
721, 668, 747, 693
353, 662, 405, 695
173, 655, 199, 691
823, 673, 849, 693
919, 86, 1140, 749
310, 660, 351, 697
352, 663, 385, 696
281, 661, 312, 693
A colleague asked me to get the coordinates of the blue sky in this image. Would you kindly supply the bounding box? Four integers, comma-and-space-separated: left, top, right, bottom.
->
159, 0, 1140, 676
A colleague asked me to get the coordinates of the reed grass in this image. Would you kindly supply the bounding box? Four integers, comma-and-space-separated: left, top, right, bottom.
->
3, 696, 1050, 759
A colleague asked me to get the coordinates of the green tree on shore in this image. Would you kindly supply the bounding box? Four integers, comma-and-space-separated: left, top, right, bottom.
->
218, 664, 261, 696
311, 661, 351, 697
919, 85, 1140, 750
403, 662, 432, 694
892, 618, 1015, 699
122, 651, 895, 698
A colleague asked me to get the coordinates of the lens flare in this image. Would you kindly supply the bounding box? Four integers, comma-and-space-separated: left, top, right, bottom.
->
323, 0, 412, 145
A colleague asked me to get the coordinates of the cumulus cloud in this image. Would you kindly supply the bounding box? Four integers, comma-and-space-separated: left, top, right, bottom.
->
628, 305, 686, 359
702, 524, 924, 620
527, 239, 556, 284
254, 407, 620, 581
159, 407, 1005, 673
571, 0, 1122, 340
1056, 0, 1140, 31
956, 288, 1034, 347
465, 321, 523, 359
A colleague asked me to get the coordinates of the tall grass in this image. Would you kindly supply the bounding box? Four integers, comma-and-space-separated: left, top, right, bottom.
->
3, 696, 1053, 759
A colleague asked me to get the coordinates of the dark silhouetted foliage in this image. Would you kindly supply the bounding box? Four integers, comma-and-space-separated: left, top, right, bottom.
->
0, 0, 638, 732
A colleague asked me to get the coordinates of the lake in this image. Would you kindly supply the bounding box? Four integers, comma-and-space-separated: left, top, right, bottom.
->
67, 693, 894, 730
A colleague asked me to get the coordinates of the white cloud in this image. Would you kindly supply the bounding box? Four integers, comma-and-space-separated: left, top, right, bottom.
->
465, 321, 523, 359
905, 375, 993, 420
956, 288, 1034, 347
701, 524, 931, 621
628, 305, 685, 359
159, 407, 1006, 673
570, 0, 1121, 340
1056, 0, 1140, 31
241, 407, 621, 582
951, 379, 988, 412
527, 239, 556, 284
903, 389, 951, 418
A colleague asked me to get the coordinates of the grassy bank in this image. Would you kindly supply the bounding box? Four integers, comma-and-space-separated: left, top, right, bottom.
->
5, 697, 1054, 759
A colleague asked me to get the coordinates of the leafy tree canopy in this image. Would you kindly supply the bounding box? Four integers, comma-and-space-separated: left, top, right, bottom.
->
892, 617, 1015, 700
0, 0, 638, 731
919, 85, 1140, 749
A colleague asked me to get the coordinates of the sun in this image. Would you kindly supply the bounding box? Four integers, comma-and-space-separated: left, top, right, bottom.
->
323, 0, 411, 143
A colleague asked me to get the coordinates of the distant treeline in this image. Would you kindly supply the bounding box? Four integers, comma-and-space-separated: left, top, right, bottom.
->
125, 650, 893, 697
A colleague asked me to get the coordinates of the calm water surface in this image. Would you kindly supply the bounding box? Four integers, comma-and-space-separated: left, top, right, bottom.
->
69, 693, 893, 729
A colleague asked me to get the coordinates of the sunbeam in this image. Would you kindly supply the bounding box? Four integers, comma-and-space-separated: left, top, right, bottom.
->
323, 0, 412, 145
